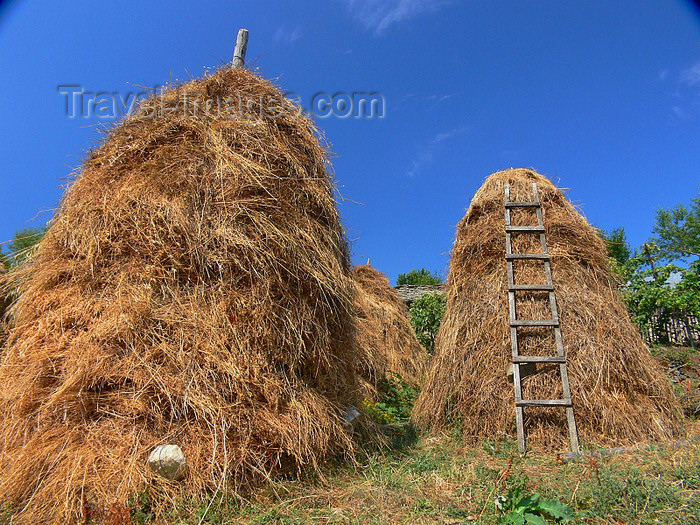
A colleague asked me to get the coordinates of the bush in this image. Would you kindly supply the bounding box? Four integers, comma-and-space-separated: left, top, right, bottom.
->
409, 292, 446, 352
362, 372, 418, 424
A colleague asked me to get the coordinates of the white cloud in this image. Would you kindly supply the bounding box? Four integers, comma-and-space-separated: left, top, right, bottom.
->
672, 105, 688, 119
274, 25, 303, 46
679, 61, 700, 86
341, 0, 452, 34
408, 126, 467, 177
392, 91, 460, 112
664, 60, 700, 120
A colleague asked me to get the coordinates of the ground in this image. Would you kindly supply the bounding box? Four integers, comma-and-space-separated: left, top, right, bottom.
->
136, 426, 700, 524
128, 347, 700, 524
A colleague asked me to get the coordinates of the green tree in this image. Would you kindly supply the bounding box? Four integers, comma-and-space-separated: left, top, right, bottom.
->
651, 189, 700, 261
621, 244, 699, 347
597, 227, 630, 266
408, 291, 447, 352
3, 226, 47, 269
396, 268, 442, 286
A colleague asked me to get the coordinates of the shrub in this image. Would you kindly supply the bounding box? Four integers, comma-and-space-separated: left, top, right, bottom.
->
362, 372, 418, 424
409, 292, 446, 352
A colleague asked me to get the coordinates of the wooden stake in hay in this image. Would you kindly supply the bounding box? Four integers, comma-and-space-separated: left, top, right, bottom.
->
352, 265, 427, 393
413, 168, 684, 449
0, 67, 362, 522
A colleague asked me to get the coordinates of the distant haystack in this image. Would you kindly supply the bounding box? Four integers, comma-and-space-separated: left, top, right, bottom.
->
0, 67, 362, 522
352, 265, 427, 392
413, 168, 684, 450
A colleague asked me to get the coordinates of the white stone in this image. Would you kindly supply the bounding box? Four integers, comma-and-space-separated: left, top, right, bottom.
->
344, 406, 361, 425
148, 444, 187, 481
343, 405, 361, 432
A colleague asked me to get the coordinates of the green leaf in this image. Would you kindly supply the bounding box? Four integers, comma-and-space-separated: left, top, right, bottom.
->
538, 498, 575, 521
523, 512, 548, 525
518, 493, 541, 509
502, 511, 526, 525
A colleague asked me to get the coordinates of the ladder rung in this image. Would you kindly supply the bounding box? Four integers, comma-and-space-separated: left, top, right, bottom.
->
505, 201, 539, 208
514, 356, 566, 364
505, 254, 550, 260
511, 319, 559, 327
506, 225, 545, 233
509, 284, 554, 291
516, 399, 572, 407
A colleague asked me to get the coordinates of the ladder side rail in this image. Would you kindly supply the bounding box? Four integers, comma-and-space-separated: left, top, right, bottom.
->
533, 183, 581, 453
505, 184, 526, 452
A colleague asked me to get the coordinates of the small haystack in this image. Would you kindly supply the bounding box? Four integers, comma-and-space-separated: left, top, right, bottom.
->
352, 265, 427, 393
0, 67, 362, 522
413, 169, 684, 450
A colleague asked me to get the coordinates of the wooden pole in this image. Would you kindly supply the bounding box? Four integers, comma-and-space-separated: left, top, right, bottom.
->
232, 29, 249, 68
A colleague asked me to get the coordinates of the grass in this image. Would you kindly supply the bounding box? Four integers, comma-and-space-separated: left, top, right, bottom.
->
126, 423, 700, 524
650, 345, 700, 420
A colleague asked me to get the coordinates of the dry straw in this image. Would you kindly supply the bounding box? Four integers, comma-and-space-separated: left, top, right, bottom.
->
413, 168, 684, 450
0, 67, 364, 522
352, 265, 427, 394
0, 264, 7, 344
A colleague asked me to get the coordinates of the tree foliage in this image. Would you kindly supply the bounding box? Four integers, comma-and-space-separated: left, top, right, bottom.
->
651, 189, 700, 261
620, 245, 698, 342
396, 268, 442, 286
605, 192, 699, 347
597, 227, 630, 266
408, 291, 446, 352
2, 226, 47, 269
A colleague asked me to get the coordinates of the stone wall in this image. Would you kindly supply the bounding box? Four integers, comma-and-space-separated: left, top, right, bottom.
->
394, 284, 445, 307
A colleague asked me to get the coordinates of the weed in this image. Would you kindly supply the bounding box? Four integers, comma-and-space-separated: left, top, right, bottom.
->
495, 479, 575, 524
129, 491, 155, 523
582, 465, 692, 522
483, 437, 519, 459
674, 462, 700, 489
409, 451, 444, 475
363, 372, 418, 424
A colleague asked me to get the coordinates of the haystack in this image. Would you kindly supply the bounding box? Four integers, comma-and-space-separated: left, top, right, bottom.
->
413, 169, 684, 450
352, 265, 427, 393
0, 264, 7, 342
0, 67, 362, 522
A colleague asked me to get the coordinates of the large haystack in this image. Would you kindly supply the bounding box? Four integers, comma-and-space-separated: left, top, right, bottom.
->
0, 264, 7, 343
352, 265, 427, 392
413, 168, 683, 450
0, 263, 6, 311
0, 67, 362, 522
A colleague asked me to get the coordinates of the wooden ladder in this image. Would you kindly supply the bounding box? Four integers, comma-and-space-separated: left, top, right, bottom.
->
504, 182, 580, 454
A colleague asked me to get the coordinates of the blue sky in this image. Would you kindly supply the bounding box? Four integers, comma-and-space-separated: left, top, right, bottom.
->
0, 0, 699, 283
